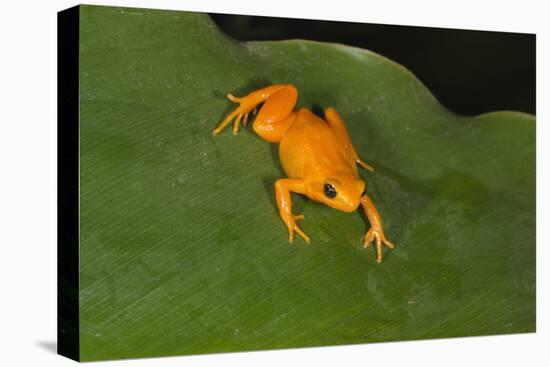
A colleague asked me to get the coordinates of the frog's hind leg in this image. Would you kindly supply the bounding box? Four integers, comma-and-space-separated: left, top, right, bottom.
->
252, 85, 298, 143
324, 107, 374, 172
212, 84, 298, 143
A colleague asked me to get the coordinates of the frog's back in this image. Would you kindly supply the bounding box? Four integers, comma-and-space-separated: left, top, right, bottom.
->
279, 108, 358, 180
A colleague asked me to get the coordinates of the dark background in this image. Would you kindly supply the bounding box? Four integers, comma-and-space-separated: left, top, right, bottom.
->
209, 13, 535, 116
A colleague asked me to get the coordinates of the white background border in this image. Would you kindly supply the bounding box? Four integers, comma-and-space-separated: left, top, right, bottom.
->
0, 0, 546, 366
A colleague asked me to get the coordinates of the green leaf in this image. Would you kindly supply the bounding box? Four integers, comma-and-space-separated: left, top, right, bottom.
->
77, 5, 535, 361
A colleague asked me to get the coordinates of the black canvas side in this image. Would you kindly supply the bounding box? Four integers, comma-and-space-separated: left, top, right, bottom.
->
57, 5, 80, 362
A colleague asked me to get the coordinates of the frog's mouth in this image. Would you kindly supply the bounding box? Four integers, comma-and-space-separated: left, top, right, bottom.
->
328, 197, 362, 213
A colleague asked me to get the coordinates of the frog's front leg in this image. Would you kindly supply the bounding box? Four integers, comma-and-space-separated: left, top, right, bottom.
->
360, 194, 395, 263
274, 178, 311, 243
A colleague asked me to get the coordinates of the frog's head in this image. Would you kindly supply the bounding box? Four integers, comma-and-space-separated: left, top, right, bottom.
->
309, 174, 366, 213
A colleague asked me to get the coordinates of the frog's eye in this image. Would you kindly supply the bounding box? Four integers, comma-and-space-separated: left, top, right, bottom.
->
324, 183, 337, 199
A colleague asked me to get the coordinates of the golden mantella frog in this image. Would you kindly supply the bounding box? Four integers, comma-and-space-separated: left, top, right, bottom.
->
212, 84, 395, 262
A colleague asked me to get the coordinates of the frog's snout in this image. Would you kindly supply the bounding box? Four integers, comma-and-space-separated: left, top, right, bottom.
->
319, 176, 364, 213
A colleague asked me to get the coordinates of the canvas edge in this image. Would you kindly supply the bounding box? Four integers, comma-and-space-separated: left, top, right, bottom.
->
57, 4, 81, 362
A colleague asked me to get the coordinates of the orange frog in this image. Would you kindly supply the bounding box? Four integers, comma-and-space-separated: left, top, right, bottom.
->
212, 84, 395, 262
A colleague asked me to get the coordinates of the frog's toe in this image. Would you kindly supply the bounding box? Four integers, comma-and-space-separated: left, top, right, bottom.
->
287, 222, 310, 244
295, 225, 311, 243
363, 227, 395, 262
363, 232, 374, 247
232, 114, 243, 135
382, 237, 395, 249
227, 93, 241, 103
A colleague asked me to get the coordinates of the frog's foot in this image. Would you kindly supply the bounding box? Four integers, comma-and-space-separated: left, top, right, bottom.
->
363, 226, 395, 263
286, 214, 311, 244
212, 94, 258, 136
